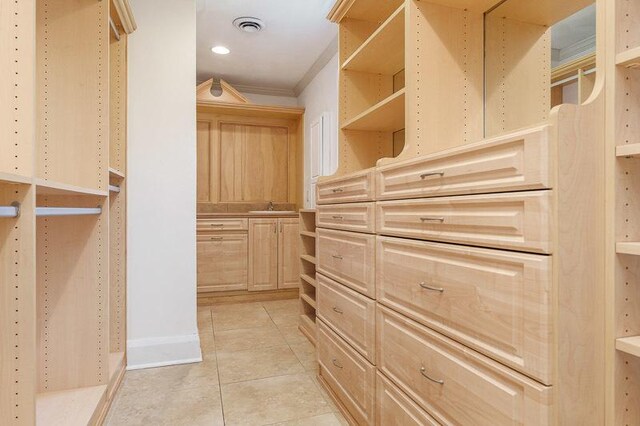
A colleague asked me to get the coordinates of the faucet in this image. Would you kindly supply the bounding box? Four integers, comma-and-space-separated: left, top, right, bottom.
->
268, 201, 274, 211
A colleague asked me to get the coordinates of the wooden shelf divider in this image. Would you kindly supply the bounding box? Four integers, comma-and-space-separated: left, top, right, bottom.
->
616, 46, 640, 68
616, 143, 640, 158
342, 4, 405, 75
616, 336, 640, 358
300, 273, 317, 288
301, 293, 317, 309
616, 242, 640, 256
342, 88, 405, 132
300, 231, 317, 238
299, 210, 317, 346
301, 254, 317, 265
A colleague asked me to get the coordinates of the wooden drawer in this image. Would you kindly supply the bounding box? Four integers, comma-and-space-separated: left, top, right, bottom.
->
376, 372, 439, 426
318, 320, 376, 425
376, 125, 551, 200
317, 169, 375, 204
376, 190, 552, 254
317, 228, 376, 298
197, 218, 248, 232
376, 306, 552, 426
197, 233, 248, 292
376, 236, 552, 384
317, 202, 375, 233
317, 274, 376, 363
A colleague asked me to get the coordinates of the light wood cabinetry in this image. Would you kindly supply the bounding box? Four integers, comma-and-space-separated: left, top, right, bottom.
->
376, 372, 439, 426
376, 306, 552, 425
0, 1, 136, 423
197, 234, 248, 292
196, 101, 304, 212
316, 170, 375, 205
278, 218, 300, 289
316, 202, 376, 234
248, 219, 279, 291
299, 210, 318, 345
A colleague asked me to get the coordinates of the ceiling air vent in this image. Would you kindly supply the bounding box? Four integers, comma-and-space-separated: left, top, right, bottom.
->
233, 17, 265, 33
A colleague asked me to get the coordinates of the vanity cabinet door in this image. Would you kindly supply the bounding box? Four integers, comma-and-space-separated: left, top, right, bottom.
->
248, 219, 278, 291
278, 218, 300, 289
197, 234, 248, 292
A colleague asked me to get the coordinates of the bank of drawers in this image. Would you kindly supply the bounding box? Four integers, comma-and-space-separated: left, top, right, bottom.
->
197, 217, 248, 232
316, 126, 554, 425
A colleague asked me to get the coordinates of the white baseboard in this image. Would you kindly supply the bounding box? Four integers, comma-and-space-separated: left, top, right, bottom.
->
126, 333, 202, 370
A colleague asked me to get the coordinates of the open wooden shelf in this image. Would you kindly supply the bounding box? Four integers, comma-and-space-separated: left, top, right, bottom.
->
616, 143, 640, 157
301, 254, 317, 265
109, 167, 125, 180
300, 273, 317, 288
616, 242, 640, 256
616, 46, 640, 68
0, 172, 32, 185
299, 313, 317, 346
342, 5, 404, 75
35, 178, 108, 197
301, 293, 316, 309
328, 0, 403, 24
36, 385, 107, 426
300, 231, 316, 238
342, 89, 405, 132
617, 336, 640, 358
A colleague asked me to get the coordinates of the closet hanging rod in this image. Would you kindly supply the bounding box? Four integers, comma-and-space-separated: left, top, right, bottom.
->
0, 202, 20, 218
110, 17, 121, 41
36, 207, 102, 217
550, 67, 597, 88
109, 185, 121, 193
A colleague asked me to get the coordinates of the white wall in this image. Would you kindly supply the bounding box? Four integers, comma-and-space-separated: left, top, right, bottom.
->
127, 0, 200, 369
297, 53, 339, 208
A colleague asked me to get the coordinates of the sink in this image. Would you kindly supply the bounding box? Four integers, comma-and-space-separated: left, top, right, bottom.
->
249, 210, 296, 214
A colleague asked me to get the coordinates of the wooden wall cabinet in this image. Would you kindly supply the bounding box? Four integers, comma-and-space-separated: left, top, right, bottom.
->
248, 218, 300, 291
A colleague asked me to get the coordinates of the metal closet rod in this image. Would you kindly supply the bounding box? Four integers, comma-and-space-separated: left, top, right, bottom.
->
0, 203, 102, 218
109, 185, 121, 193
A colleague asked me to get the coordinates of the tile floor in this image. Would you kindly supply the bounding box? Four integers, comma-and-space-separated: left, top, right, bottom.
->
105, 299, 347, 426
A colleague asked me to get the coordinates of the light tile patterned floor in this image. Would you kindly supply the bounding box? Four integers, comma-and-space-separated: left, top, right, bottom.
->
105, 299, 347, 425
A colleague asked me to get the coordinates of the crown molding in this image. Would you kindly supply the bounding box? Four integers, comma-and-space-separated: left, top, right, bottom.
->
294, 35, 339, 96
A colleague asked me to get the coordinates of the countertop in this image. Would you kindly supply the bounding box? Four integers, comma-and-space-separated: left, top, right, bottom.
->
197, 212, 299, 219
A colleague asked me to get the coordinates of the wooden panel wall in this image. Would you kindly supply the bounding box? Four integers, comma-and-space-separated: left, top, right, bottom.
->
485, 13, 550, 138
36, 0, 108, 191
36, 195, 108, 392
197, 111, 301, 207
0, 0, 34, 179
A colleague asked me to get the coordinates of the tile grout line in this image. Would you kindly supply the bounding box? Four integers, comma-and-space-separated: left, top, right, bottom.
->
207, 305, 229, 425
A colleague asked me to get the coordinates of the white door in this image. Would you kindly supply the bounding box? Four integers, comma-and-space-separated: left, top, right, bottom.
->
307, 112, 337, 208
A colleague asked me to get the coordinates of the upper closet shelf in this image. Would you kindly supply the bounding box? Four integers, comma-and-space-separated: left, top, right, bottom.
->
109, 167, 125, 180
616, 46, 640, 68
342, 5, 405, 75
616, 143, 640, 158
342, 88, 405, 132
35, 179, 108, 197
616, 242, 640, 256
0, 172, 32, 185
328, 0, 403, 23
616, 336, 640, 358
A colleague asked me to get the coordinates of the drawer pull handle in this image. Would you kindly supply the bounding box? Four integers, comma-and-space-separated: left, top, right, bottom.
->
210, 224, 224, 227
420, 172, 445, 180
332, 188, 344, 193
332, 215, 344, 220
420, 367, 444, 385
332, 254, 343, 260
332, 306, 343, 314
420, 282, 444, 293
332, 358, 343, 369
210, 237, 223, 241
420, 217, 445, 223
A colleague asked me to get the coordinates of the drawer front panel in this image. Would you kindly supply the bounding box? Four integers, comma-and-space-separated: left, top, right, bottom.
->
318, 320, 376, 425
376, 191, 552, 253
376, 372, 440, 426
197, 233, 248, 291
317, 202, 375, 233
317, 228, 376, 298
197, 218, 248, 232
376, 306, 552, 426
317, 274, 376, 363
376, 126, 551, 200
317, 170, 375, 204
377, 236, 552, 384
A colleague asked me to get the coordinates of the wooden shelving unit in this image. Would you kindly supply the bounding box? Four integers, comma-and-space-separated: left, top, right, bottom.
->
299, 210, 317, 345
610, 0, 640, 423
0, 1, 136, 423
341, 89, 406, 132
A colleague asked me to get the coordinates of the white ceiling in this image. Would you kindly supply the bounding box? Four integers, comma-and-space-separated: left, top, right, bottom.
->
196, 0, 338, 94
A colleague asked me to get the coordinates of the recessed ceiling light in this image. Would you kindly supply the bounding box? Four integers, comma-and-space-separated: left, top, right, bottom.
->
211, 46, 230, 55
